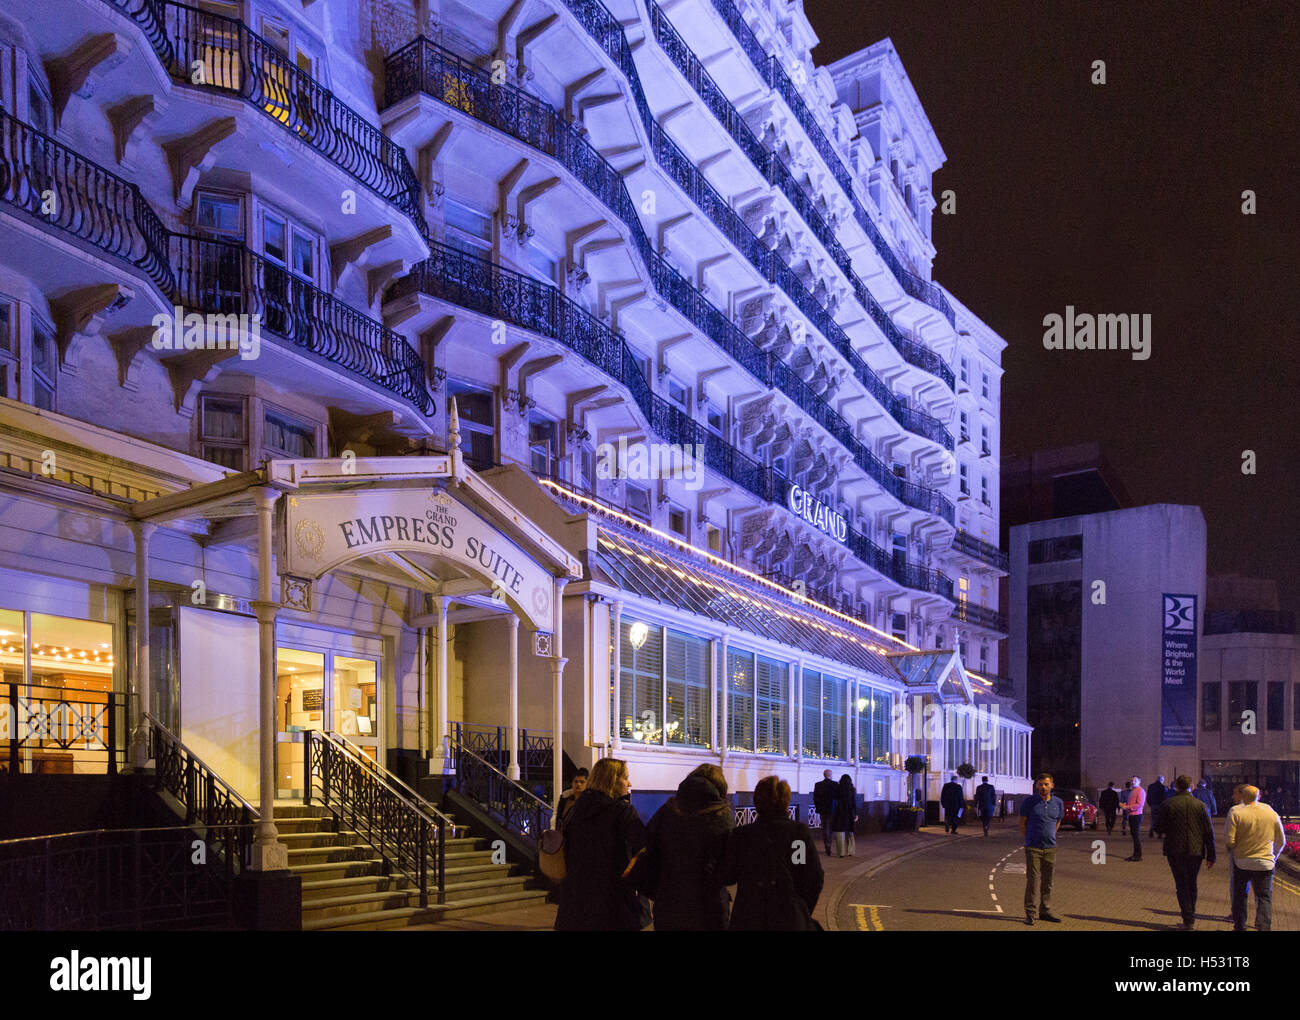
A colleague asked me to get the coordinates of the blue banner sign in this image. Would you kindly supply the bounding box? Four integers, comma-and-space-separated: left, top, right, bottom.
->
1161, 593, 1197, 746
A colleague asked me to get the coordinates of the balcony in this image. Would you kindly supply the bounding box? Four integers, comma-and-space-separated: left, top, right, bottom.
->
104, 0, 426, 237
952, 600, 1008, 634
700, 0, 956, 328
950, 531, 1009, 572
647, 0, 956, 390
0, 108, 173, 295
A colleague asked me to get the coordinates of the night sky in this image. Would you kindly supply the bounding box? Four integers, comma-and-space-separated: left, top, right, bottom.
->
804, 1, 1300, 611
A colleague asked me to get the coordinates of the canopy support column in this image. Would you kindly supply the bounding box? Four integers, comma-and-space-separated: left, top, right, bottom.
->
250, 486, 287, 871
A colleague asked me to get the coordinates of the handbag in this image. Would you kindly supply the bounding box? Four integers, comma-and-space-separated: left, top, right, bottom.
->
539, 820, 568, 883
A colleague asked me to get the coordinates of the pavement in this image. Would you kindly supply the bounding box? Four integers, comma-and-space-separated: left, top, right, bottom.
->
403, 814, 1300, 931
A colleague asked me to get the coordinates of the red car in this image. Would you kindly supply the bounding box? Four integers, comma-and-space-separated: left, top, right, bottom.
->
1057, 790, 1098, 830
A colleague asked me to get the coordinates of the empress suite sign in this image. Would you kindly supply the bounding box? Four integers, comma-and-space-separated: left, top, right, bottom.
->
284, 487, 554, 631
786, 483, 847, 543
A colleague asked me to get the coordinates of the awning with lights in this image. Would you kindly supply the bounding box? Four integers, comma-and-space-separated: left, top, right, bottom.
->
589, 526, 907, 677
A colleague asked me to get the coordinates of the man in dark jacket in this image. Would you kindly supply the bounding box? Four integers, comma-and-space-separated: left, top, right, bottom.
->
1155, 775, 1216, 930
940, 775, 964, 834
555, 764, 646, 931
1147, 775, 1167, 838
1192, 779, 1217, 818
1098, 782, 1120, 834
974, 776, 997, 836
645, 768, 734, 930
812, 769, 837, 856
720, 776, 823, 930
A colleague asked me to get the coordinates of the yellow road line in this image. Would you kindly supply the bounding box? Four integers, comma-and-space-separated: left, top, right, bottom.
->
1276, 876, 1300, 897
853, 904, 886, 930
854, 904, 869, 931
870, 905, 884, 931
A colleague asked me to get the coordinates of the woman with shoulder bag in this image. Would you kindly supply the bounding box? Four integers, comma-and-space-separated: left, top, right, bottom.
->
554, 757, 646, 931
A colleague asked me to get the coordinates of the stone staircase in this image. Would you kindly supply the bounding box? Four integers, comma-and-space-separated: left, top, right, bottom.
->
278, 805, 548, 931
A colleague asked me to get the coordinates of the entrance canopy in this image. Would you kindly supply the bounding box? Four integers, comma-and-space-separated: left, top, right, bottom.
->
129, 455, 582, 631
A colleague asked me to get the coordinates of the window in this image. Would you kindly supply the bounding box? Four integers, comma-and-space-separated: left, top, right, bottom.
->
668, 506, 687, 538
725, 649, 755, 752
0, 300, 14, 399
705, 403, 725, 436
1227, 681, 1256, 727
1295, 682, 1300, 731
445, 199, 493, 256
890, 612, 907, 642
528, 413, 558, 477
626, 484, 650, 522
196, 192, 244, 237
665, 630, 709, 746
981, 373, 990, 399
1267, 681, 1285, 731
526, 241, 558, 283
264, 407, 316, 458
981, 475, 990, 505
854, 688, 893, 765
959, 463, 969, 495
755, 656, 786, 754
959, 411, 969, 444
447, 381, 494, 470
801, 668, 845, 760
199, 394, 247, 470
892, 462, 907, 479
27, 78, 52, 134
707, 525, 723, 555
1202, 683, 1221, 731
263, 212, 287, 263
666, 377, 688, 410
618, 619, 663, 743
580, 444, 595, 491
1027, 535, 1083, 564
959, 357, 968, 385
31, 319, 56, 411
981, 425, 990, 456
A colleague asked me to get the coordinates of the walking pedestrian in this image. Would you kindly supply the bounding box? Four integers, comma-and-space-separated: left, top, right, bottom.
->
812, 768, 837, 856
1123, 775, 1146, 861
555, 767, 588, 828
554, 757, 646, 931
975, 775, 997, 836
831, 774, 857, 857
1147, 775, 1167, 838
644, 764, 734, 930
1192, 779, 1217, 818
1099, 781, 1119, 834
1020, 772, 1064, 925
1226, 784, 1286, 932
1155, 776, 1216, 930
1121, 781, 1132, 835
941, 774, 964, 834
719, 776, 824, 930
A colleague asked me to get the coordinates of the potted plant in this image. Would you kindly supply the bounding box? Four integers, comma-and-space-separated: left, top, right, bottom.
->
898, 756, 928, 830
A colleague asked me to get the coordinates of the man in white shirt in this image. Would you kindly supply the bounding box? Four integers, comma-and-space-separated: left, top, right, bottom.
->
1226, 784, 1286, 932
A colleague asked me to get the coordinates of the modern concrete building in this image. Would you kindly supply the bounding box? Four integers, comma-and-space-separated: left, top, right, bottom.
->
1009, 504, 1206, 792
0, 0, 1025, 926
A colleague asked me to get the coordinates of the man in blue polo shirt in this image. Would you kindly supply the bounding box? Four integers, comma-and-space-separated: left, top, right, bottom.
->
1019, 772, 1065, 925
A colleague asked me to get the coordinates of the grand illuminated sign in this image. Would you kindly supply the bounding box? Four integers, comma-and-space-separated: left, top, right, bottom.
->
786, 484, 848, 543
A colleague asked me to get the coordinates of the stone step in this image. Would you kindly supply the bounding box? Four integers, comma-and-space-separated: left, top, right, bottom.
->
286, 844, 376, 866
289, 859, 384, 882
303, 889, 550, 931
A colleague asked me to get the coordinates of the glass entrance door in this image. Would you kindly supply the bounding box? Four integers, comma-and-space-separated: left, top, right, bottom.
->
275, 646, 380, 797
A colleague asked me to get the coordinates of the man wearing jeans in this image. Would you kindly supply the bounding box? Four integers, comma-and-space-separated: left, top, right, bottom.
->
1227, 784, 1286, 931
1124, 775, 1147, 861
1020, 772, 1064, 925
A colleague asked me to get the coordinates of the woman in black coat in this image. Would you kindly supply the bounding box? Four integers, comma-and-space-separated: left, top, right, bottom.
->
719, 776, 824, 930
644, 764, 734, 930
554, 757, 646, 931
831, 774, 857, 857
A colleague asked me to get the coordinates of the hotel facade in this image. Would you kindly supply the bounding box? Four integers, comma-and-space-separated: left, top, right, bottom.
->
0, 0, 1026, 925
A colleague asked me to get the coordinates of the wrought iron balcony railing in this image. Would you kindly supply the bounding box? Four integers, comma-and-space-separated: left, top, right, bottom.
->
384, 37, 951, 449
701, 0, 956, 328
951, 530, 1009, 572
104, 0, 426, 237
403, 242, 956, 589
647, 0, 955, 390
171, 234, 432, 413
1, 681, 126, 775
450, 721, 553, 782
448, 734, 554, 852
952, 600, 1008, 634
0, 108, 174, 295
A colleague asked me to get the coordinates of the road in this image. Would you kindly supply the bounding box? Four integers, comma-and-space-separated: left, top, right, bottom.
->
833, 818, 1300, 931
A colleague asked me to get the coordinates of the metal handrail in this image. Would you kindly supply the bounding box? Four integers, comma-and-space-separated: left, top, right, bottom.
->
0, 823, 258, 848
454, 741, 553, 815
146, 712, 259, 817
325, 730, 456, 829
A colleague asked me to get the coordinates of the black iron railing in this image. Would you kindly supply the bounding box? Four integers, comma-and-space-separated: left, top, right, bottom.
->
951, 530, 1010, 572
448, 735, 552, 853
701, 0, 955, 328
1, 682, 124, 776
171, 234, 432, 413
450, 722, 552, 782
952, 600, 1008, 634
147, 714, 254, 869
646, 0, 956, 387
305, 730, 446, 907
383, 37, 953, 454
0, 824, 251, 930
0, 108, 174, 294
104, 0, 425, 235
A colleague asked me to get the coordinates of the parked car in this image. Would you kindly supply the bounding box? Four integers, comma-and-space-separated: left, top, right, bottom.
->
1056, 789, 1098, 830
